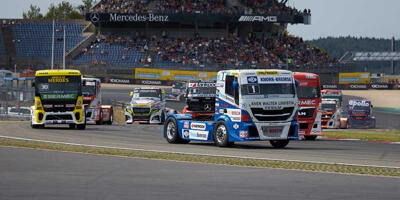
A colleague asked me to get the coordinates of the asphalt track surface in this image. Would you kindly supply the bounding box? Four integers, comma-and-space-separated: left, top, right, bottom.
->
1, 146, 399, 200
1, 121, 400, 168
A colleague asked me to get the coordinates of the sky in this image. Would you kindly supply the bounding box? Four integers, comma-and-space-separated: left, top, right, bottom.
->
1, 0, 399, 40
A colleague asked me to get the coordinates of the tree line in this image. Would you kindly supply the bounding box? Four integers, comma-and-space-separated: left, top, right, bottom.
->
22, 0, 97, 20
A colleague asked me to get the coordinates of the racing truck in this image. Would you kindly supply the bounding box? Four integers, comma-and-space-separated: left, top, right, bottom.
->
294, 72, 322, 140
164, 69, 299, 148
321, 89, 347, 129
82, 78, 113, 125
125, 88, 166, 124
166, 81, 187, 101
346, 99, 376, 129
31, 70, 86, 129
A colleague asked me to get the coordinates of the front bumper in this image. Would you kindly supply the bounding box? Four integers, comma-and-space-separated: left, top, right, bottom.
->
125, 108, 163, 124
32, 111, 84, 125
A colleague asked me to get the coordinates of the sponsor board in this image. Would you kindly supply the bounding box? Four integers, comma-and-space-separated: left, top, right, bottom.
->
189, 130, 209, 140
340, 84, 368, 90
370, 84, 390, 89
109, 78, 131, 84
137, 79, 162, 85
238, 15, 278, 22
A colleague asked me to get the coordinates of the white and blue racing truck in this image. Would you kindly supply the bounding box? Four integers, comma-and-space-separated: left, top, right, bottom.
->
164, 69, 299, 148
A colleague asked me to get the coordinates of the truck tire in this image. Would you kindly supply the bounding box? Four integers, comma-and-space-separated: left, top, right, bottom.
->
214, 121, 232, 147
106, 109, 113, 125
304, 136, 317, 141
269, 140, 289, 148
96, 111, 103, 125
165, 117, 188, 144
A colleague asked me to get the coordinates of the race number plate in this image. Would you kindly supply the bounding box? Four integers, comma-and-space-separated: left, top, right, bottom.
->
261, 126, 283, 138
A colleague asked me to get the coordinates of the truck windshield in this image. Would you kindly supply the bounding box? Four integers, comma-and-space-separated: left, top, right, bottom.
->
173, 82, 186, 89
82, 85, 96, 96
321, 103, 336, 111
133, 90, 161, 99
297, 86, 320, 99
35, 76, 81, 100
352, 105, 369, 111
241, 84, 295, 97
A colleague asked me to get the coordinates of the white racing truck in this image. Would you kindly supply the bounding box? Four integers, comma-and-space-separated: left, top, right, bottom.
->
164, 69, 299, 148
125, 88, 166, 124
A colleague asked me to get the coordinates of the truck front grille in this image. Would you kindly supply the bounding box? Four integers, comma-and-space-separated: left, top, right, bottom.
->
251, 107, 294, 121
46, 115, 73, 120
133, 107, 150, 114
298, 108, 315, 119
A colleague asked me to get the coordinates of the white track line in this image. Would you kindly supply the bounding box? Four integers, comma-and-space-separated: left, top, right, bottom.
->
0, 135, 399, 169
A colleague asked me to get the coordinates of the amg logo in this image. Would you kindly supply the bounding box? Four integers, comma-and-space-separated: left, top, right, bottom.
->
238, 16, 278, 22
110, 13, 169, 22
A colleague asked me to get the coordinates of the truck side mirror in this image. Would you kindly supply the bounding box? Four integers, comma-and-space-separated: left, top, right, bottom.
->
130, 92, 133, 97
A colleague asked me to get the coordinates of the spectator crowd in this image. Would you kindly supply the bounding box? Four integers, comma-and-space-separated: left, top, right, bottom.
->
77, 31, 332, 68
92, 0, 308, 16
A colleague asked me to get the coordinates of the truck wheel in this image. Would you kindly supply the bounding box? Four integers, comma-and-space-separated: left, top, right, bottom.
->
214, 121, 232, 147
270, 140, 289, 148
304, 136, 317, 141
96, 111, 103, 125
107, 109, 113, 125
165, 117, 180, 144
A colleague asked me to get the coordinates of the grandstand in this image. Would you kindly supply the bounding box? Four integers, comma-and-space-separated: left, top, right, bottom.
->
12, 21, 87, 59
0, 30, 4, 56
0, 0, 345, 81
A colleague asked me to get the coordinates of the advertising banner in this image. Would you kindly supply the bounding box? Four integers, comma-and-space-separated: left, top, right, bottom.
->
370, 83, 391, 89
321, 84, 338, 89
339, 72, 370, 84
340, 84, 368, 90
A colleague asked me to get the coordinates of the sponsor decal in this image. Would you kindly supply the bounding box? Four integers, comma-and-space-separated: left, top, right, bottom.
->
219, 109, 224, 114
259, 76, 292, 83
183, 121, 189, 129
188, 82, 215, 88
48, 76, 69, 83
189, 130, 208, 140
305, 74, 316, 79
110, 13, 169, 22
322, 84, 338, 89
233, 123, 239, 130
182, 130, 189, 139
257, 71, 278, 75
349, 100, 370, 106
190, 122, 206, 130
299, 100, 316, 105
41, 94, 77, 100
238, 15, 278, 22
247, 76, 258, 84
239, 131, 248, 138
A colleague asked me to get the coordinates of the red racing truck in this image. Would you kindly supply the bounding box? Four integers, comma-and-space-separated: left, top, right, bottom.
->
294, 72, 323, 140
82, 78, 113, 125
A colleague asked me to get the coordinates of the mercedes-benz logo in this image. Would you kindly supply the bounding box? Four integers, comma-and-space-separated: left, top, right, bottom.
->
204, 104, 211, 111
90, 13, 99, 23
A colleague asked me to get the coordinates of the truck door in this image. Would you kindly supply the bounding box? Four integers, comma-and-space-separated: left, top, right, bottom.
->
225, 75, 239, 106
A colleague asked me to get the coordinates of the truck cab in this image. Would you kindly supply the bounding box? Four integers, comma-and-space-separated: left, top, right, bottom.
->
82, 78, 113, 125
125, 88, 166, 124
164, 69, 299, 148
294, 72, 322, 140
347, 99, 375, 129
320, 99, 341, 129
166, 81, 187, 101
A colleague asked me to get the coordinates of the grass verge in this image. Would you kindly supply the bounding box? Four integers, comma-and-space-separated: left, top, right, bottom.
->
0, 137, 399, 177
324, 130, 400, 142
